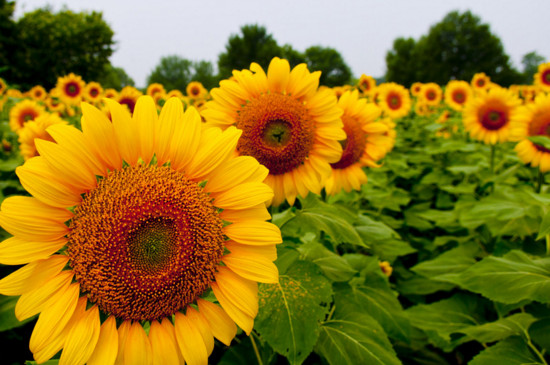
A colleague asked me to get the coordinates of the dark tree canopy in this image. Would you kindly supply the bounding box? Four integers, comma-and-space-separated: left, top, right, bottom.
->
304, 46, 352, 87
385, 38, 419, 88
522, 51, 546, 84
385, 10, 523, 86
3, 7, 115, 90
97, 64, 135, 90
0, 0, 16, 75
146, 55, 218, 91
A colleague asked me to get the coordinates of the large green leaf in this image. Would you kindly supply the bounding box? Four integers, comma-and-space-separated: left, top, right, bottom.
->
454, 250, 550, 304
0, 295, 33, 332
297, 242, 357, 282
315, 312, 401, 365
457, 313, 537, 343
469, 336, 544, 365
255, 260, 333, 365
529, 318, 550, 352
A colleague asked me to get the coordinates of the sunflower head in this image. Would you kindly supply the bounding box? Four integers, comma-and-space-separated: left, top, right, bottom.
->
444, 80, 472, 111
55, 73, 86, 106
186, 81, 207, 99
419, 82, 442, 106
377, 82, 411, 119
83, 82, 104, 103
117, 86, 143, 113
202, 57, 345, 206
471, 72, 491, 92
9, 99, 46, 133
534, 62, 550, 92
357, 74, 376, 95
28, 85, 47, 101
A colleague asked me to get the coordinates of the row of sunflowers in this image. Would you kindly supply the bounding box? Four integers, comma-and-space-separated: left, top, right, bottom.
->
0, 57, 549, 364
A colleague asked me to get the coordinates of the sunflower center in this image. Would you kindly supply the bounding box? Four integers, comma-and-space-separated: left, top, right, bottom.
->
331, 115, 365, 170
452, 90, 465, 103
543, 70, 550, 85
90, 88, 99, 97
477, 79, 485, 87
22, 111, 37, 122
119, 98, 136, 113
65, 82, 80, 97
427, 91, 436, 101
481, 109, 507, 130
67, 164, 225, 321
236, 93, 315, 175
387, 93, 402, 110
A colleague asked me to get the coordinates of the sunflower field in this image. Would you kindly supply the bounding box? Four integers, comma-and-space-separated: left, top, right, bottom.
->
0, 59, 550, 365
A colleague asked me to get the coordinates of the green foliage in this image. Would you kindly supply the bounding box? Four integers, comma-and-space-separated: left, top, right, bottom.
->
385, 10, 523, 86
96, 63, 135, 89
304, 46, 352, 87
522, 51, 546, 83
0, 0, 16, 74
146, 55, 218, 91
3, 7, 114, 89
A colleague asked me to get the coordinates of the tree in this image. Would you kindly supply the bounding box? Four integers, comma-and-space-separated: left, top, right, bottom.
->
97, 64, 135, 90
146, 56, 218, 91
0, 0, 16, 77
385, 38, 419, 87
304, 46, 352, 87
522, 51, 546, 83
385, 10, 523, 86
5, 7, 114, 89
217, 24, 283, 79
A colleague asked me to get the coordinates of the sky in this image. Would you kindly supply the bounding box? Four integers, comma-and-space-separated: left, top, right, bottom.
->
13, 0, 550, 88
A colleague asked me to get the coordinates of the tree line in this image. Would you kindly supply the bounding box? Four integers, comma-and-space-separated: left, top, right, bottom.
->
0, 1, 544, 91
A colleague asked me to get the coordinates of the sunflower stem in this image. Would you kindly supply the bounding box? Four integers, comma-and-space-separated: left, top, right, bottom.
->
490, 144, 496, 175
536, 169, 545, 194
250, 333, 263, 365
546, 235, 550, 256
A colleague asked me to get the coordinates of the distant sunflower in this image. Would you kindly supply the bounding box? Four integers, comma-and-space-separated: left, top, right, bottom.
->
357, 74, 376, 96
9, 99, 46, 133
325, 90, 388, 195
84, 82, 104, 104
377, 83, 411, 119
18, 113, 67, 160
463, 87, 522, 144
6, 89, 23, 98
29, 85, 47, 101
410, 82, 423, 97
419, 83, 442, 106
167, 89, 185, 100
147, 83, 166, 103
471, 72, 491, 93
0, 96, 281, 364
202, 57, 345, 206
511, 93, 550, 172
444, 80, 472, 111
117, 86, 143, 114
55, 73, 85, 106
186, 81, 207, 99
0, 78, 6, 95
534, 62, 550, 93
104, 88, 118, 99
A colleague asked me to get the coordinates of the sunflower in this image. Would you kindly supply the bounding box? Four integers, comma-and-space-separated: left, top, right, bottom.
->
377, 82, 411, 119
202, 57, 345, 206
84, 82, 104, 104
534, 62, 550, 93
410, 82, 423, 97
510, 93, 550, 172
147, 83, 166, 103
18, 113, 67, 160
357, 74, 376, 97
29, 85, 47, 101
444, 80, 472, 111
104, 88, 118, 99
167, 89, 185, 100
186, 81, 207, 99
9, 99, 46, 133
55, 73, 86, 106
471, 72, 491, 93
379, 117, 397, 152
117, 86, 143, 114
462, 86, 522, 144
0, 77, 6, 95
325, 90, 388, 195
6, 89, 23, 98
0, 96, 281, 364
419, 82, 442, 106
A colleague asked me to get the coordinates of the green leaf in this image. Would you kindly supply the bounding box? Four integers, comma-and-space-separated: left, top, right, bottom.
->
219, 335, 276, 365
528, 135, 550, 150
297, 242, 357, 282
537, 209, 550, 240
469, 336, 543, 365
396, 275, 456, 295
256, 260, 333, 365
458, 313, 537, 343
25, 361, 59, 365
315, 312, 401, 365
529, 318, 550, 351
454, 250, 550, 304
334, 284, 411, 343
0, 295, 34, 332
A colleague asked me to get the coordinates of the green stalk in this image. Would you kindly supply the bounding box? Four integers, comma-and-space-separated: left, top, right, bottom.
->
490, 144, 496, 175
250, 334, 263, 365
536, 169, 545, 194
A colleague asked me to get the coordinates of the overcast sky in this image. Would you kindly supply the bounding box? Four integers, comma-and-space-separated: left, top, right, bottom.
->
13, 0, 550, 88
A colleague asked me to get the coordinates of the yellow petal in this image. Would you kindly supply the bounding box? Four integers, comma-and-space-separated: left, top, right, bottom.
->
87, 316, 118, 365
203, 156, 268, 193
224, 221, 282, 246
214, 267, 258, 318
30, 282, 80, 353
149, 320, 180, 365
197, 299, 237, 346
213, 182, 273, 210
225, 240, 277, 261
159, 318, 185, 365
157, 97, 184, 166
16, 157, 82, 208
219, 204, 271, 223
0, 236, 66, 265
123, 322, 152, 365
174, 311, 208, 365
105, 98, 139, 166
267, 57, 290, 93
223, 253, 279, 283
133, 96, 157, 164
169, 107, 202, 171
115, 320, 132, 365
16, 270, 73, 321
0, 255, 68, 296
59, 305, 101, 365
211, 282, 254, 335
185, 307, 214, 355
0, 196, 71, 241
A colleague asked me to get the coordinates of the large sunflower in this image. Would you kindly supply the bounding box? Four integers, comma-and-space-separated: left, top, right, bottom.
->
534, 62, 550, 93
444, 80, 472, 111
462, 87, 522, 144
0, 96, 281, 364
511, 93, 550, 172
202, 57, 345, 206
377, 82, 411, 119
325, 90, 388, 195
55, 73, 86, 106
9, 99, 46, 133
